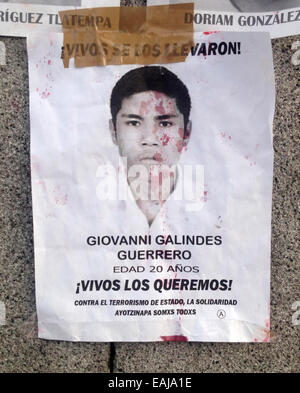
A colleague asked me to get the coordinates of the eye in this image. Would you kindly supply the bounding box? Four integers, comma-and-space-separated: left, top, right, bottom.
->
126, 120, 141, 127
159, 121, 173, 128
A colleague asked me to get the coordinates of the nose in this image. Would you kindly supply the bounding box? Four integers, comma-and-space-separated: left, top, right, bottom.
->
140, 121, 159, 146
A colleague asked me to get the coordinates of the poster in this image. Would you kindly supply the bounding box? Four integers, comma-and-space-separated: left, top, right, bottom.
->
0, 0, 120, 36
148, 0, 300, 38
28, 30, 274, 342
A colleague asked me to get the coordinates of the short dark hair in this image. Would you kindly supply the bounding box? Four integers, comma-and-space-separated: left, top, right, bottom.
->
110, 66, 191, 131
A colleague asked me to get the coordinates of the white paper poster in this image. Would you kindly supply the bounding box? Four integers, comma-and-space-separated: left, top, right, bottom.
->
0, 0, 120, 37
28, 31, 274, 342
148, 0, 300, 38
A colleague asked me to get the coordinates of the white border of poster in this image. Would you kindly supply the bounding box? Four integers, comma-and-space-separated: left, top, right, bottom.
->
28, 30, 275, 342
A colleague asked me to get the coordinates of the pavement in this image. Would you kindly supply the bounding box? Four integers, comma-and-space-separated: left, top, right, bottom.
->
0, 0, 299, 373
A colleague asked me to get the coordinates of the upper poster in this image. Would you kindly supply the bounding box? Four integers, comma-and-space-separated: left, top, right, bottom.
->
28, 30, 274, 342
148, 0, 300, 38
0, 0, 120, 36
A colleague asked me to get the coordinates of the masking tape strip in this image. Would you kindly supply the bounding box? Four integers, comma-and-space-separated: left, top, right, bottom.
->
119, 5, 147, 34
59, 3, 194, 68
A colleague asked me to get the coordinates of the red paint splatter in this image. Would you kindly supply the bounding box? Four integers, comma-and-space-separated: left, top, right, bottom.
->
178, 128, 184, 139
139, 100, 150, 116
161, 335, 188, 342
153, 91, 166, 115
201, 187, 208, 203
176, 140, 186, 153
178, 127, 190, 141
159, 172, 163, 186
165, 98, 176, 113
254, 319, 271, 342
243, 143, 261, 167
220, 132, 260, 169
153, 91, 164, 101
262, 319, 271, 342
40, 91, 50, 99
161, 134, 170, 146
153, 152, 163, 162
203, 31, 218, 35
48, 60, 51, 65
155, 102, 166, 115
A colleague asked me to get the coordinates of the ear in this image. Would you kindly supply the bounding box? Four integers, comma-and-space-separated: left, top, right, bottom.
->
109, 119, 118, 145
183, 120, 192, 146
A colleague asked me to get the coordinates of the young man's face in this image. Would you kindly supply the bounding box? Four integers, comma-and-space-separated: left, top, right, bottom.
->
110, 91, 191, 170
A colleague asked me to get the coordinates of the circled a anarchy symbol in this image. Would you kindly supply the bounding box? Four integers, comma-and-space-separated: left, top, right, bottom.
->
217, 309, 226, 319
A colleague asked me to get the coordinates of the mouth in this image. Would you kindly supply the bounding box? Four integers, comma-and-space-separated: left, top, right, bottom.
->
139, 152, 163, 163
139, 157, 158, 163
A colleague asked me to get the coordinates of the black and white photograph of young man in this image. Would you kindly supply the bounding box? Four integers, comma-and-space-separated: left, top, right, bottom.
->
109, 66, 192, 227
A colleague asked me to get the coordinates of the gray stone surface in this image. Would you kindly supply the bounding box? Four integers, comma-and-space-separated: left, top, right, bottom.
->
0, 36, 110, 373
0, 0, 299, 373
121, 0, 147, 5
